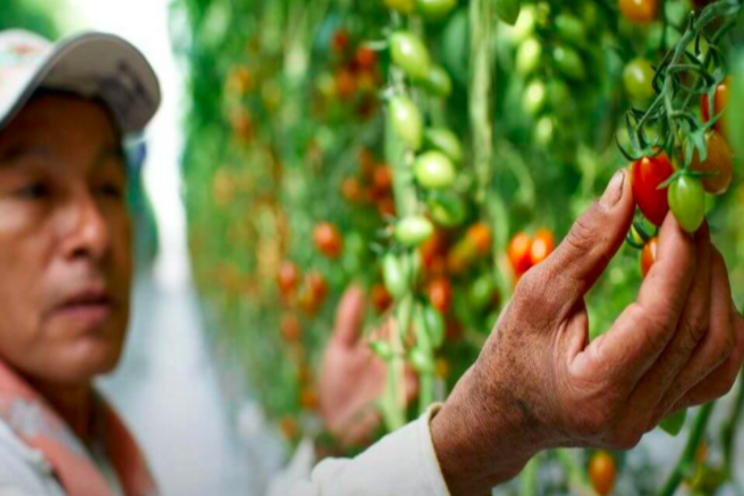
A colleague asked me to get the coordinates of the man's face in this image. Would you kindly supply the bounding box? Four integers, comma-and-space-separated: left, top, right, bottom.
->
0, 92, 132, 384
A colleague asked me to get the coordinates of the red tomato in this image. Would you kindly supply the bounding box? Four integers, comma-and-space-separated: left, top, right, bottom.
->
466, 223, 493, 257
377, 197, 397, 217
530, 229, 555, 266
420, 230, 448, 270
314, 222, 343, 258
631, 153, 674, 227
589, 451, 617, 496
701, 77, 731, 139
619, 0, 658, 24
355, 46, 378, 71
428, 277, 452, 313
280, 313, 302, 342
641, 236, 658, 279
332, 29, 350, 54
508, 232, 533, 275
371, 283, 393, 313
277, 261, 300, 295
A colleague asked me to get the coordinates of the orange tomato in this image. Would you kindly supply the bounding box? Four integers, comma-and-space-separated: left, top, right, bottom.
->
589, 451, 617, 496
355, 46, 378, 71
530, 229, 555, 266
690, 130, 733, 195
619, 0, 658, 24
341, 176, 367, 204
428, 277, 453, 313
373, 165, 393, 193
277, 261, 300, 296
279, 416, 299, 439
641, 236, 658, 279
508, 232, 533, 275
306, 271, 328, 302
466, 223, 493, 256
314, 222, 343, 258
335, 68, 357, 101
701, 77, 731, 138
280, 313, 302, 342
420, 230, 448, 270
300, 388, 319, 410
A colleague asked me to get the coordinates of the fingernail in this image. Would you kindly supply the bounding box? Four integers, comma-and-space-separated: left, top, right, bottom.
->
600, 170, 625, 210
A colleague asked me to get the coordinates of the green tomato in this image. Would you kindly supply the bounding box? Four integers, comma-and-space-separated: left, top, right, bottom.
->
441, 9, 469, 87
495, 0, 522, 25
395, 216, 434, 246
427, 190, 467, 227
553, 45, 585, 81
534, 115, 555, 146
383, 253, 408, 298
424, 65, 453, 98
623, 58, 655, 102
424, 128, 463, 163
416, 0, 458, 20
555, 14, 586, 45
410, 348, 435, 373
469, 274, 496, 311
414, 151, 457, 190
510, 6, 535, 43
390, 31, 432, 81
423, 304, 445, 348
388, 96, 424, 151
546, 79, 570, 109
659, 409, 687, 436
522, 80, 547, 115
516, 37, 542, 76
669, 175, 707, 233
384, 0, 416, 13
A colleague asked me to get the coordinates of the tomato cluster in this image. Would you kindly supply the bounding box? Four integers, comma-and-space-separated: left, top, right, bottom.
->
507, 229, 556, 281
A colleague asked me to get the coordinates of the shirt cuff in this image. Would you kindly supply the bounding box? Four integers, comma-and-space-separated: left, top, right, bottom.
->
292, 404, 451, 496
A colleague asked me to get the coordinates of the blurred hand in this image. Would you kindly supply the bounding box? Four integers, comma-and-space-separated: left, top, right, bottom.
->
431, 169, 744, 496
319, 286, 417, 446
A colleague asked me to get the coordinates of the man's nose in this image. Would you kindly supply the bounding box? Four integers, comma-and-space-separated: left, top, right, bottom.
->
59, 192, 111, 262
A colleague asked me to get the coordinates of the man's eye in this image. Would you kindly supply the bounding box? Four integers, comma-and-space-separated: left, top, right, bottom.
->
15, 183, 49, 199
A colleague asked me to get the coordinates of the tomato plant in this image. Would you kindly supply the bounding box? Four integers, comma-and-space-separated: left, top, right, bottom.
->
669, 175, 707, 233
631, 154, 674, 227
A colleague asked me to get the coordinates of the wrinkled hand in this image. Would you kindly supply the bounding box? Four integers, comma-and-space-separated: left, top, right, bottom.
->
319, 286, 416, 446
431, 170, 744, 496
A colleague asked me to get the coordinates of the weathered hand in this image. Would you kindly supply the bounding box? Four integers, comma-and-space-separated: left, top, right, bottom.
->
319, 286, 416, 446
431, 170, 744, 496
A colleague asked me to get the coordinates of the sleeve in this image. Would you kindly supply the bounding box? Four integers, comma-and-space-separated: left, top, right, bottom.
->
287, 404, 451, 496
0, 422, 66, 496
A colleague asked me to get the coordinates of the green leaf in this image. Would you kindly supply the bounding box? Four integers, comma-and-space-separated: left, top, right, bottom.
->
494, 0, 521, 26
659, 409, 688, 436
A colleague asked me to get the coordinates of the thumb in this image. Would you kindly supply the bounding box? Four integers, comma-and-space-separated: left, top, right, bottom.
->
333, 285, 367, 348
536, 169, 634, 310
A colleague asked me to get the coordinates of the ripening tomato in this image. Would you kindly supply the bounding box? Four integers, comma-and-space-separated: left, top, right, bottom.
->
619, 0, 658, 25
641, 236, 658, 279
314, 222, 343, 258
371, 283, 393, 313
428, 277, 453, 313
690, 131, 733, 195
466, 223, 493, 256
306, 271, 328, 302
373, 165, 394, 194
396, 216, 435, 246
277, 261, 300, 295
588, 451, 617, 496
300, 388, 318, 410
701, 77, 731, 139
632, 153, 674, 227
420, 230, 448, 269
624, 58, 656, 102
389, 96, 424, 151
530, 229, 554, 266
377, 197, 397, 217
508, 232, 533, 275
389, 31, 432, 81
341, 176, 367, 204
280, 314, 302, 342
414, 151, 457, 190
669, 175, 707, 233
335, 68, 357, 101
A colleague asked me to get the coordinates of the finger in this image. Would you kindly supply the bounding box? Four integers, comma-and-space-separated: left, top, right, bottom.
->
631, 224, 712, 416
585, 214, 697, 392
669, 273, 744, 411
534, 169, 634, 314
333, 285, 367, 348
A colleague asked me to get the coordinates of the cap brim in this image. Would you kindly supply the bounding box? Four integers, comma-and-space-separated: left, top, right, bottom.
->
0, 32, 161, 135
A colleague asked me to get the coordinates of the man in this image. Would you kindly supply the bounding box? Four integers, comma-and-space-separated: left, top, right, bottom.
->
0, 29, 742, 496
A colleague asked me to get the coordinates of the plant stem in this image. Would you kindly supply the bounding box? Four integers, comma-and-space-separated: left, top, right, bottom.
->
657, 402, 716, 496
519, 455, 540, 496
722, 368, 744, 479
554, 449, 593, 496
469, 0, 493, 204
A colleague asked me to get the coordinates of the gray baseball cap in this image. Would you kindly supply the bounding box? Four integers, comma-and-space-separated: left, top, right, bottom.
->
0, 29, 161, 134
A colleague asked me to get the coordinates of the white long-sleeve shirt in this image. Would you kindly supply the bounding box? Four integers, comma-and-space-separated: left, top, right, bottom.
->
0, 406, 451, 496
